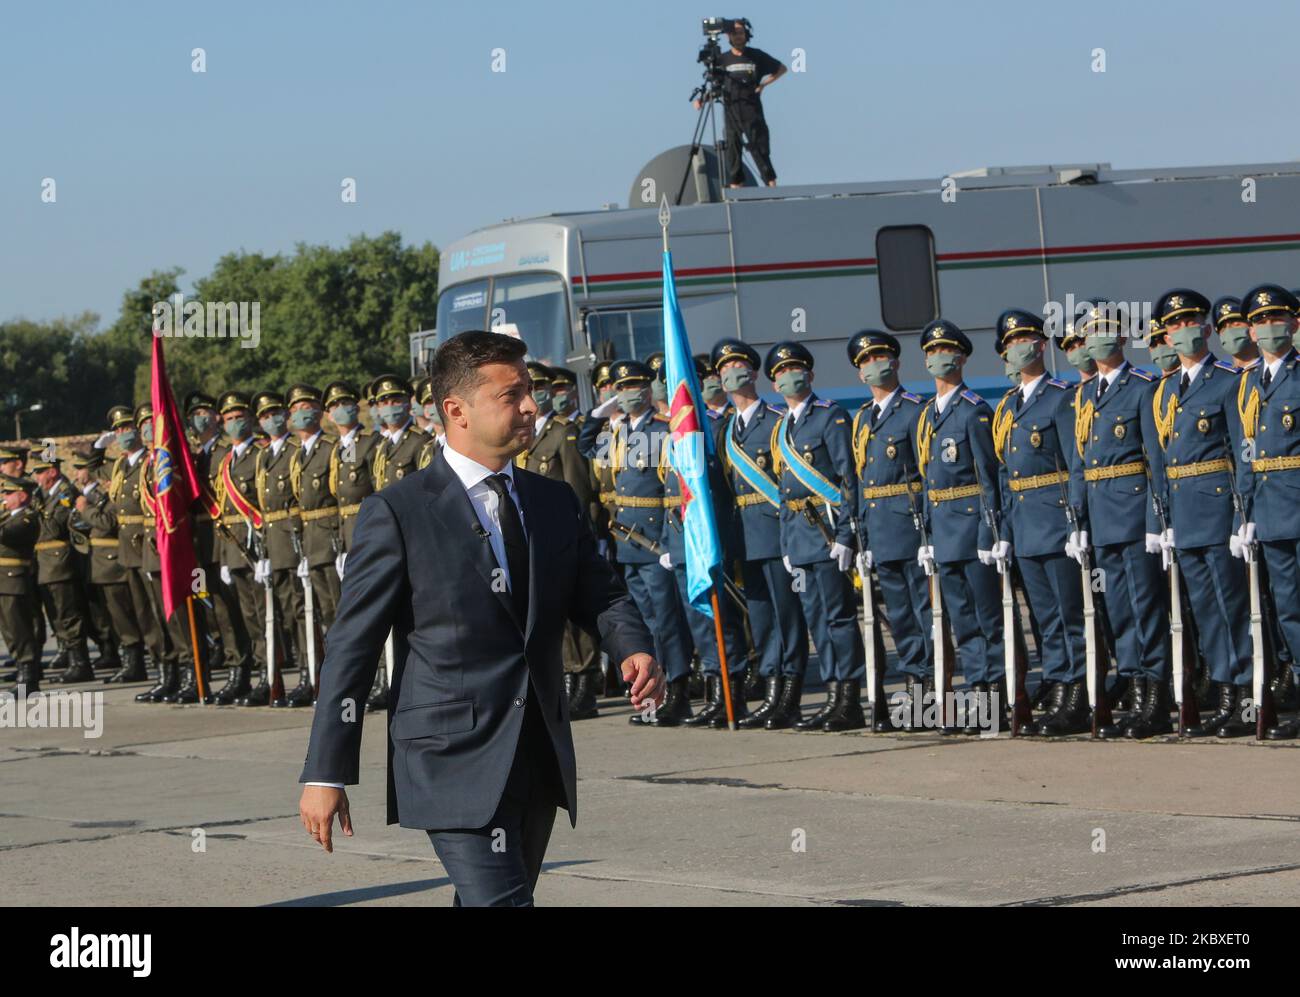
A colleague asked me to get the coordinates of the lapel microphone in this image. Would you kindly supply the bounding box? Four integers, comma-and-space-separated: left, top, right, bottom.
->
473, 523, 490, 542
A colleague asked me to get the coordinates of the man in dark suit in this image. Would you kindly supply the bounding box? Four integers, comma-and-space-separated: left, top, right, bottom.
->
298, 331, 663, 906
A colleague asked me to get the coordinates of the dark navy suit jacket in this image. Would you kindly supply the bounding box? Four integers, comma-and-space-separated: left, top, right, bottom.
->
299, 448, 653, 831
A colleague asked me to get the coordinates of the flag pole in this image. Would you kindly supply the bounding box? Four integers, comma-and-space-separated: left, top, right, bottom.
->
711, 588, 737, 730
185, 595, 207, 705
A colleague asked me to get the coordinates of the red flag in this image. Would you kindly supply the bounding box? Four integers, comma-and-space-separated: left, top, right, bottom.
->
149, 333, 201, 619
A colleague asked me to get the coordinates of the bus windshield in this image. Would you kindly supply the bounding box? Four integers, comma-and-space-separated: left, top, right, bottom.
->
435, 272, 571, 367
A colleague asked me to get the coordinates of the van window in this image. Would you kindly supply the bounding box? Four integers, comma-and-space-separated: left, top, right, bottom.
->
586, 307, 664, 364
876, 226, 938, 331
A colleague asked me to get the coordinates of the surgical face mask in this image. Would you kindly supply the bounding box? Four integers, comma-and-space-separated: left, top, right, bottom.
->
651, 379, 667, 404
1066, 346, 1096, 372
924, 352, 961, 378
116, 428, 139, 450
289, 408, 319, 432
598, 385, 616, 403
224, 417, 250, 440
859, 358, 896, 388
260, 412, 288, 437
531, 387, 551, 408
720, 366, 753, 392
139, 422, 154, 446
552, 390, 576, 415
329, 403, 358, 428
617, 386, 650, 413
379, 402, 409, 428
1005, 360, 1021, 384
1006, 339, 1042, 372
1168, 324, 1206, 357
410, 402, 425, 420
1149, 343, 1180, 372
774, 368, 810, 397
1253, 321, 1293, 355
1217, 324, 1251, 357
702, 377, 724, 403
1084, 333, 1121, 363
190, 412, 214, 434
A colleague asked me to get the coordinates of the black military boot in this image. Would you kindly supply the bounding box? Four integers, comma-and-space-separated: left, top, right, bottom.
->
988, 677, 1011, 733
105, 644, 146, 684
91, 641, 121, 674
141, 660, 180, 703
1271, 666, 1297, 711
739, 676, 782, 729
896, 674, 922, 730
744, 663, 765, 702
1031, 678, 1056, 713
823, 679, 866, 732
285, 665, 315, 707
1265, 715, 1300, 740
134, 657, 168, 702
629, 675, 691, 726
683, 676, 720, 727
765, 673, 805, 730
1124, 676, 1173, 739
55, 644, 94, 684
568, 672, 599, 720
687, 655, 705, 699
239, 667, 270, 707
8, 662, 40, 696
1215, 684, 1253, 739
1040, 681, 1090, 737
213, 662, 251, 705
173, 657, 214, 705
961, 682, 989, 735
365, 668, 389, 712
709, 673, 749, 728
1189, 682, 1236, 737
793, 680, 840, 732
1097, 676, 1140, 740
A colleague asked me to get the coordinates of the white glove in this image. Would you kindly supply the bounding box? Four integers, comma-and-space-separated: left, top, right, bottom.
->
783, 555, 795, 575
857, 549, 874, 573
296, 557, 310, 579
93, 430, 115, 450
829, 542, 853, 573
334, 551, 347, 578
916, 545, 936, 576
220, 565, 232, 586
591, 396, 620, 419
254, 558, 271, 584
1065, 530, 1085, 565
1158, 528, 1175, 570
658, 551, 672, 570
1144, 532, 1162, 556
977, 549, 994, 566
991, 540, 1012, 572
1230, 522, 1257, 562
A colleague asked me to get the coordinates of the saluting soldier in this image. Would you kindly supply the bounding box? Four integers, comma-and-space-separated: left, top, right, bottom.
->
712, 338, 809, 729
252, 390, 305, 707
914, 321, 1006, 732
67, 450, 121, 678
1231, 284, 1300, 738
991, 311, 1088, 734
184, 391, 252, 703
0, 445, 44, 671
1065, 299, 1169, 738
1149, 289, 1252, 737
766, 340, 865, 732
0, 474, 42, 695
847, 331, 932, 730
28, 453, 92, 684
287, 384, 339, 707
372, 374, 430, 489
73, 449, 146, 684
580, 359, 694, 725
212, 391, 266, 705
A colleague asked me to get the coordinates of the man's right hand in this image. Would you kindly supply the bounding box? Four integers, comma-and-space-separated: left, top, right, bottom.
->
299, 785, 353, 854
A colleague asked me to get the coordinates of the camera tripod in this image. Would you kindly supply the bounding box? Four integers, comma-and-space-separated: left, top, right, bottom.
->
675, 80, 750, 206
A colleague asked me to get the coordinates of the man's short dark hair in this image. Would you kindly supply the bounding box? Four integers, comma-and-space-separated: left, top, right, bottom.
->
429, 331, 529, 409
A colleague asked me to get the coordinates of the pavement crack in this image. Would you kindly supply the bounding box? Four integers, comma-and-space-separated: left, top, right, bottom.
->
1008, 860, 1300, 906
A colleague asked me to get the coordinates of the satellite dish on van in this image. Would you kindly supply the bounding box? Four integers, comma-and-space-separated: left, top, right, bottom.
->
628, 145, 757, 208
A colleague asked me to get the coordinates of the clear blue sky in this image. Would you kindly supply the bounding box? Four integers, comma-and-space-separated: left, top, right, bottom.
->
3, 0, 1297, 326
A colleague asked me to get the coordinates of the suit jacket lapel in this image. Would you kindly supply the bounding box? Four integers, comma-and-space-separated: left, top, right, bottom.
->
423, 450, 519, 627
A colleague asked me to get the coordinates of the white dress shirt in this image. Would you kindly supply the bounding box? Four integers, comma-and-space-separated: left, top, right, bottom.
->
934, 384, 960, 415
1018, 372, 1044, 407
737, 397, 762, 428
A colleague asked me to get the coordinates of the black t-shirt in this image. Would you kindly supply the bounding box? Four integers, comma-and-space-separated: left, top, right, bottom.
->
717, 46, 781, 104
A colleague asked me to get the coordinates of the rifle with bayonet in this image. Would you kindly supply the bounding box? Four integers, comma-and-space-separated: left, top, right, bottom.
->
846, 509, 893, 732
251, 524, 286, 706
903, 472, 953, 731
291, 527, 319, 699
1142, 452, 1197, 735
609, 518, 747, 612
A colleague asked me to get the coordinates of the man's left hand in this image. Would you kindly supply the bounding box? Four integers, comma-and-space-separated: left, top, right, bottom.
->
621, 653, 665, 712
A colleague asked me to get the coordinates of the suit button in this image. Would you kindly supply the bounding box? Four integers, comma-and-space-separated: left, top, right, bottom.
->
514, 697, 525, 708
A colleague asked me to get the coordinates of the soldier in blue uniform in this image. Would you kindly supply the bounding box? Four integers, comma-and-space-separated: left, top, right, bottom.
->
578, 360, 694, 726
1147, 317, 1181, 375
709, 338, 810, 729
659, 355, 749, 728
914, 321, 1006, 733
766, 341, 865, 731
846, 330, 932, 730
1066, 298, 1170, 738
991, 310, 1088, 734
1232, 285, 1300, 738
1060, 321, 1099, 384
1149, 288, 1252, 737
1213, 296, 1262, 372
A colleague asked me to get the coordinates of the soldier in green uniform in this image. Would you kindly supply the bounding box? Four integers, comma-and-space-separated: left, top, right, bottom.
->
371, 374, 430, 490
29, 454, 92, 683
252, 390, 305, 707
416, 378, 444, 470
287, 383, 339, 707
185, 391, 251, 704
212, 391, 266, 705
73, 449, 146, 683
66, 450, 121, 678
514, 361, 603, 718
0, 473, 42, 695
